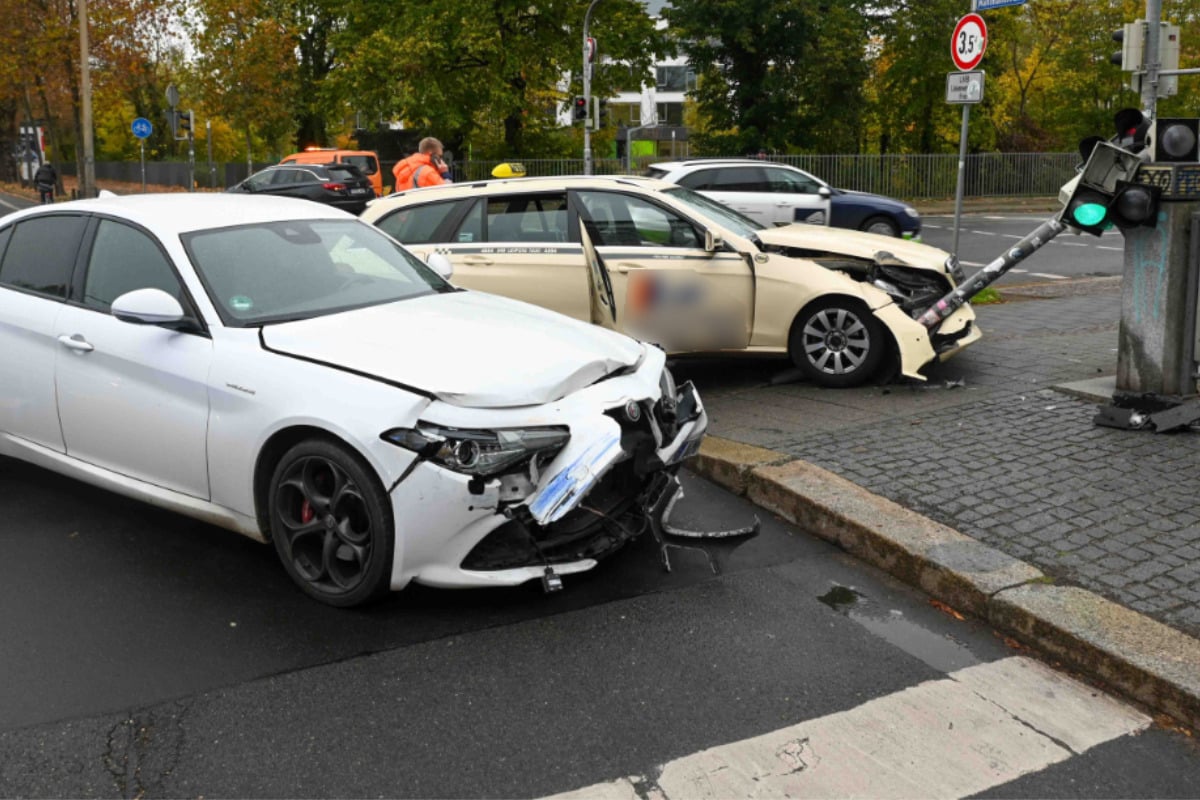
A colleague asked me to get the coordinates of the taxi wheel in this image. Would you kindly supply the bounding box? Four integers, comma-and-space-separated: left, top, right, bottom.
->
268, 439, 394, 607
789, 299, 884, 388
861, 215, 900, 237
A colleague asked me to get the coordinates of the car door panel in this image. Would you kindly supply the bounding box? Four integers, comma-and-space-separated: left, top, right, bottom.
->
54, 219, 213, 499
0, 215, 88, 452
54, 310, 213, 498
573, 190, 753, 353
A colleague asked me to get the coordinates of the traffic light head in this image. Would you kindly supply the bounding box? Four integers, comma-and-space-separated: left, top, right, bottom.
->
1059, 141, 1153, 236
1150, 118, 1200, 163
176, 109, 193, 140
572, 96, 588, 122
1113, 108, 1149, 152
1109, 181, 1161, 229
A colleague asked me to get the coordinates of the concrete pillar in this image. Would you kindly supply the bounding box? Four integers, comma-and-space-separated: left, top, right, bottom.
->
1116, 202, 1200, 397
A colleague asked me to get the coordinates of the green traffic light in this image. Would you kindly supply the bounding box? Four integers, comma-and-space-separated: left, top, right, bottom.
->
1072, 202, 1107, 227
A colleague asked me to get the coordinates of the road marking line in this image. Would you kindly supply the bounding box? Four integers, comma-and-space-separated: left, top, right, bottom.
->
1029, 272, 1070, 280
546, 657, 1149, 800
970, 230, 996, 236
1099, 246, 1123, 251
1057, 242, 1089, 247
1009, 268, 1028, 273
0, 196, 21, 211
962, 261, 986, 267
1002, 234, 1023, 239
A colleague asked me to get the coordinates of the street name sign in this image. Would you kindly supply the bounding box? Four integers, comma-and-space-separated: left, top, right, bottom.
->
952, 13, 988, 71
946, 71, 985, 104
977, 0, 1026, 10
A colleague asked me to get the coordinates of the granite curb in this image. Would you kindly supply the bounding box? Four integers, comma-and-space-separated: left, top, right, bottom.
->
689, 435, 1200, 732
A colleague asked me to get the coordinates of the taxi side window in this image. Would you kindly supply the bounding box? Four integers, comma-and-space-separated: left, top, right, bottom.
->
376, 200, 460, 244
485, 194, 568, 243
453, 200, 484, 244
82, 219, 186, 313
578, 192, 700, 249
0, 215, 88, 299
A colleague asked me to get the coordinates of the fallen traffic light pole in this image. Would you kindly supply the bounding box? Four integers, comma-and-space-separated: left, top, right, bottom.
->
915, 215, 1068, 330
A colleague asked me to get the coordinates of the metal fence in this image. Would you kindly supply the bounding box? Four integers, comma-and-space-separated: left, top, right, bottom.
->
454, 153, 1079, 199
67, 152, 1079, 200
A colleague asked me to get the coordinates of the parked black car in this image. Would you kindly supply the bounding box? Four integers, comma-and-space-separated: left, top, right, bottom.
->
228, 163, 376, 214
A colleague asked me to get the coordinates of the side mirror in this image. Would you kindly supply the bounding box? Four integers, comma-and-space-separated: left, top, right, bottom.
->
426, 251, 454, 280
818, 186, 832, 199
704, 229, 724, 253
111, 288, 186, 326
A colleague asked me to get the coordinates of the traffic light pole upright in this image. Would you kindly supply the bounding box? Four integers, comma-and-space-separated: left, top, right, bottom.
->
582, 0, 602, 175
1142, 0, 1163, 116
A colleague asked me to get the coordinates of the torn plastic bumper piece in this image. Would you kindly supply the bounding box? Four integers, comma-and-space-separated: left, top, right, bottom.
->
645, 472, 760, 575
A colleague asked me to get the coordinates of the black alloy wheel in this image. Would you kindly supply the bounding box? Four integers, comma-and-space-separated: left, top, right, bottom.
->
790, 298, 885, 388
268, 439, 394, 607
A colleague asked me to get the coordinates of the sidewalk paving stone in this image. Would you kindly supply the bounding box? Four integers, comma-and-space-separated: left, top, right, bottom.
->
676, 276, 1200, 642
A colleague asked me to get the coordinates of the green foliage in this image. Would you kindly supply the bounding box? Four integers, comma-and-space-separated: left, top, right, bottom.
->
6, 0, 1200, 167
327, 0, 670, 158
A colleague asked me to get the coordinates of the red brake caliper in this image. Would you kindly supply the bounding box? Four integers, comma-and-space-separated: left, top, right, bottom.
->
301, 499, 315, 524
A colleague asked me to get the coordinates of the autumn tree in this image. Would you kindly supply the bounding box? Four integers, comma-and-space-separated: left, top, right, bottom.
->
328, 0, 670, 159
191, 0, 301, 165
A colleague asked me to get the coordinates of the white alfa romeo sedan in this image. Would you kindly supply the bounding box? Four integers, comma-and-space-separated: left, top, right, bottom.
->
0, 194, 705, 606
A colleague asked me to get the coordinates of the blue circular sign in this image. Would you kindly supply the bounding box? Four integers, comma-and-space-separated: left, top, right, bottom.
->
131, 117, 153, 139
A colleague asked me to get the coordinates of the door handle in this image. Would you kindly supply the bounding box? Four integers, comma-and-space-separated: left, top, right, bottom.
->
58, 334, 94, 353
615, 263, 644, 274
462, 255, 493, 266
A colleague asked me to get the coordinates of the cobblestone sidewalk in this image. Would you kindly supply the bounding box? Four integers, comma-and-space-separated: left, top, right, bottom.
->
673, 278, 1200, 639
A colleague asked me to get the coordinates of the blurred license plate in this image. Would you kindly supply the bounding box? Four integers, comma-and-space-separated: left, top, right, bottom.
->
350, 188, 367, 194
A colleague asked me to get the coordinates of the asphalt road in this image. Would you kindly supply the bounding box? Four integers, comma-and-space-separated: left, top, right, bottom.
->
3, 458, 1200, 797
920, 213, 1124, 285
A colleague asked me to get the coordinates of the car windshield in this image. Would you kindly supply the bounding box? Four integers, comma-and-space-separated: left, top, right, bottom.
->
661, 186, 763, 241
182, 219, 453, 326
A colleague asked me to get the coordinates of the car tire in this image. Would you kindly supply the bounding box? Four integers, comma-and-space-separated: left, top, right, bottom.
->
789, 298, 885, 388
861, 215, 900, 237
268, 438, 395, 607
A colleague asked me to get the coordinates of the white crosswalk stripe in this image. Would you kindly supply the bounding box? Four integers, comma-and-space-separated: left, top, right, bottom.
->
546, 657, 1149, 800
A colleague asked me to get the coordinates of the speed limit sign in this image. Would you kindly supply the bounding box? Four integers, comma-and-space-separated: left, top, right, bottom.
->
951, 13, 988, 71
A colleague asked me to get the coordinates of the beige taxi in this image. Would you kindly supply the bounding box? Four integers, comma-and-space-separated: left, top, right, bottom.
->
360, 175, 980, 388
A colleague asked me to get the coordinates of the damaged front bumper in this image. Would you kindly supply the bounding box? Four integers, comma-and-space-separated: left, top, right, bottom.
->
448, 379, 756, 589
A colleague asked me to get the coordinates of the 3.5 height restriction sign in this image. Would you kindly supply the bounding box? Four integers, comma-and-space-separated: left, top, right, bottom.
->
951, 13, 988, 71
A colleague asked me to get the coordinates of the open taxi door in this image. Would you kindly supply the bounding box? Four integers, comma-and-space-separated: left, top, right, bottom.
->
580, 218, 617, 330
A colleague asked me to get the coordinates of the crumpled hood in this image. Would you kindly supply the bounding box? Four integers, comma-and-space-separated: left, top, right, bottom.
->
756, 225, 949, 274
260, 291, 644, 408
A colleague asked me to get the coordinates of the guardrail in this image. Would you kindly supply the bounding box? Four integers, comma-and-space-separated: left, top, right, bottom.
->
61, 152, 1079, 200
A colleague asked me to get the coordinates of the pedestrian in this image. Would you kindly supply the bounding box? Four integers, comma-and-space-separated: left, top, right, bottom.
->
33, 161, 57, 204
391, 137, 449, 191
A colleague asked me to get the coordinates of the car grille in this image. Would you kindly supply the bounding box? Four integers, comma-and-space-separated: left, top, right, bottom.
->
461, 459, 652, 571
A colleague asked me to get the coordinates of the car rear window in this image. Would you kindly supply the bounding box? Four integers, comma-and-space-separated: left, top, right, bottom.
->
341, 155, 377, 175
327, 166, 362, 182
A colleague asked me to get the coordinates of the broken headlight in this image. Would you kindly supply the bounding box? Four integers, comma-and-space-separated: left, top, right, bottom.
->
381, 424, 570, 476
870, 258, 951, 317
659, 366, 677, 403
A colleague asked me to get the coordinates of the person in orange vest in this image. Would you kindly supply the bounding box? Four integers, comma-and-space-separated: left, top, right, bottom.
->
392, 137, 449, 191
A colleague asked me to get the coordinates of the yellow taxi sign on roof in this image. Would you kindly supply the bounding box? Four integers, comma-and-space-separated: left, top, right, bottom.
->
491, 162, 527, 178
